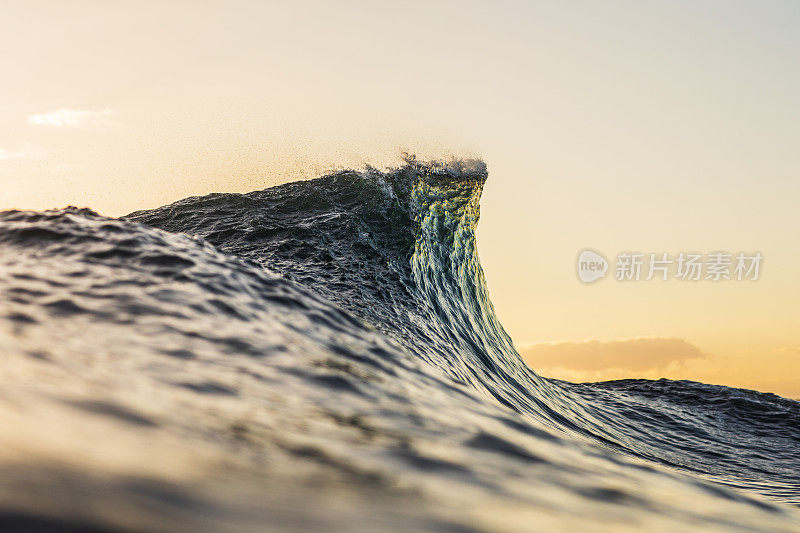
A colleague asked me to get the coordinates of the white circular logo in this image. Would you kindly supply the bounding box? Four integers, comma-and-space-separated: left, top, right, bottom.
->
577, 249, 608, 283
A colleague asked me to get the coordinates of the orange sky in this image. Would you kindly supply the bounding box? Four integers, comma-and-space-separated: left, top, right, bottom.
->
1, 1, 798, 398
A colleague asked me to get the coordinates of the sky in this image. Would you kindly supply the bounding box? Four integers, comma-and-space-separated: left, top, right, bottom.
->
2, 1, 799, 397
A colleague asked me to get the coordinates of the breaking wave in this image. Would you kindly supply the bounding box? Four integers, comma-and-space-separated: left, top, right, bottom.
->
0, 158, 797, 531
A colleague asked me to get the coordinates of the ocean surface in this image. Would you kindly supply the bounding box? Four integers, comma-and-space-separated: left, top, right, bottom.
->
0, 159, 798, 532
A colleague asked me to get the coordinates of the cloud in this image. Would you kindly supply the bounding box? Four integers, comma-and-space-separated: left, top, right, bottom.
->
518, 337, 706, 382
0, 143, 44, 160
518, 339, 800, 398
0, 148, 28, 160
28, 108, 115, 128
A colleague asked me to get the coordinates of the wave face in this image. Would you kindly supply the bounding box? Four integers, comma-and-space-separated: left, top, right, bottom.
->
0, 160, 798, 531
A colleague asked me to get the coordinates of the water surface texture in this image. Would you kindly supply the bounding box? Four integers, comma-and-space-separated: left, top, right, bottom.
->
0, 160, 798, 532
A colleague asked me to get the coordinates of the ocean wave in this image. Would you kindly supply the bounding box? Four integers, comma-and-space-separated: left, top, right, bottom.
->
0, 160, 797, 531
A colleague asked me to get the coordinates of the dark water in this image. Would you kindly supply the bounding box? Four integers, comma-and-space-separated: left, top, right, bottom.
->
0, 159, 797, 532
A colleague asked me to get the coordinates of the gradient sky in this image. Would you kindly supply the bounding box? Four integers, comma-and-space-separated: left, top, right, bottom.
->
2, 1, 799, 397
